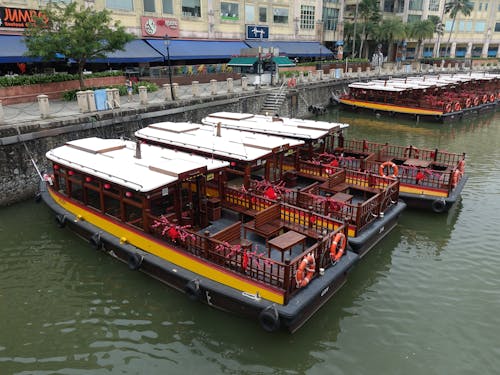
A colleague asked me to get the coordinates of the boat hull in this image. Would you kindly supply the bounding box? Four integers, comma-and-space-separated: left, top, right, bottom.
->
399, 175, 468, 213
348, 200, 406, 257
39, 182, 358, 333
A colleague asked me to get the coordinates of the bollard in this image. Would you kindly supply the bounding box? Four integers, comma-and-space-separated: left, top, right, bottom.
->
226, 77, 234, 93
112, 88, 120, 108
242, 76, 248, 91
138, 86, 148, 105
192, 81, 200, 97
37, 94, 50, 119
163, 83, 172, 101
307, 70, 313, 82
316, 70, 323, 80
329, 68, 335, 79
299, 71, 304, 83
0, 99, 3, 123
105, 88, 114, 109
172, 83, 179, 99
86, 90, 96, 112
210, 79, 217, 95
348, 67, 353, 74
76, 91, 89, 113
366, 66, 371, 75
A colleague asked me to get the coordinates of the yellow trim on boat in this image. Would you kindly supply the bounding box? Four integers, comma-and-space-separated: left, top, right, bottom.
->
400, 185, 448, 197
49, 188, 285, 305
340, 99, 444, 116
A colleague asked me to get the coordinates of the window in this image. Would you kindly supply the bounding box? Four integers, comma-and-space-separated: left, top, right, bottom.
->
221, 2, 239, 21
445, 20, 453, 32
273, 7, 288, 24
182, 0, 201, 17
383, 0, 395, 12
475, 21, 486, 32
323, 7, 339, 31
428, 0, 439, 11
478, 2, 482, 10
407, 14, 421, 23
259, 7, 267, 22
300, 5, 315, 29
484, 3, 488, 10
105, 0, 133, 11
245, 4, 254, 23
495, 23, 500, 32
144, 0, 155, 12
409, 0, 422, 11
458, 20, 472, 32
162, 0, 173, 14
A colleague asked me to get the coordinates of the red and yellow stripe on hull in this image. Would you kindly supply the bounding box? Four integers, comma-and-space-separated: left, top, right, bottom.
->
49, 188, 285, 304
400, 183, 448, 197
340, 98, 444, 116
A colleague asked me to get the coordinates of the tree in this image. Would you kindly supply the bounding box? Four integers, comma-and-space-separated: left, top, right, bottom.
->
443, 0, 473, 58
24, 3, 135, 88
357, 0, 381, 59
408, 19, 435, 60
374, 17, 406, 62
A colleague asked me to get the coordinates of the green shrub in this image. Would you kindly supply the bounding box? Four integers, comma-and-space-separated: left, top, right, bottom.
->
0, 70, 123, 88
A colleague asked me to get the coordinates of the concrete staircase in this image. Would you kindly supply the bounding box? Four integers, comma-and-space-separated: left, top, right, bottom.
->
260, 82, 288, 115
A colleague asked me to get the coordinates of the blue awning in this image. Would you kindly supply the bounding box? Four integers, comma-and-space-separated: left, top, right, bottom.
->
0, 35, 41, 63
244, 41, 334, 58
91, 39, 164, 63
146, 39, 250, 60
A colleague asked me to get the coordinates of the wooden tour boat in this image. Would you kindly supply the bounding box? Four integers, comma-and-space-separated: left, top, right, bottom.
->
337, 73, 500, 122
40, 137, 359, 333
136, 121, 407, 258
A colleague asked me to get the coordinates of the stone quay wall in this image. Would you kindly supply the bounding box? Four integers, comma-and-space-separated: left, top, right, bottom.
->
0, 79, 343, 206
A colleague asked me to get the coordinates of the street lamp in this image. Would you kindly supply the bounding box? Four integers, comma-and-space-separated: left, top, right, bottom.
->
164, 33, 174, 100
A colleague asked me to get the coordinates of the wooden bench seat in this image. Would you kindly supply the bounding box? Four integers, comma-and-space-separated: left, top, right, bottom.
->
243, 204, 284, 244
348, 184, 381, 195
211, 221, 242, 245
221, 201, 259, 219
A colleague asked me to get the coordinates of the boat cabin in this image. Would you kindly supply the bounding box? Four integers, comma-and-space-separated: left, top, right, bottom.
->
135, 121, 304, 188
46, 138, 229, 229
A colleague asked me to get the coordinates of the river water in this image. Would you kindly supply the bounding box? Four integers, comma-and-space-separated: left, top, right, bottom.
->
1, 109, 500, 374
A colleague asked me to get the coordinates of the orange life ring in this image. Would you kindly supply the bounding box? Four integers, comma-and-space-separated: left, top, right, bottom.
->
330, 232, 347, 262
465, 98, 472, 108
404, 146, 419, 159
451, 169, 460, 188
454, 102, 461, 112
482, 94, 488, 103
295, 253, 316, 288
444, 103, 452, 113
379, 161, 399, 178
473, 97, 480, 106
490, 94, 496, 103
457, 159, 465, 174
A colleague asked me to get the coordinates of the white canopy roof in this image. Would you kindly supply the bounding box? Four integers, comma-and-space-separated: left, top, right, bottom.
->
135, 122, 304, 162
201, 112, 348, 140
46, 137, 229, 192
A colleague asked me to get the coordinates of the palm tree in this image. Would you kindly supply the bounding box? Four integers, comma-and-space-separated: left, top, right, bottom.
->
408, 19, 435, 60
428, 15, 444, 58
444, 0, 473, 58
374, 17, 407, 62
357, 0, 381, 59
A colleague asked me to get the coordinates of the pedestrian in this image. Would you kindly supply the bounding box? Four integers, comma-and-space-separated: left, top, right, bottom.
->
125, 78, 133, 102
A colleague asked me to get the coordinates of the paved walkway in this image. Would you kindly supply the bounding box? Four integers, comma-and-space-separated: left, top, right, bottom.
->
0, 80, 261, 127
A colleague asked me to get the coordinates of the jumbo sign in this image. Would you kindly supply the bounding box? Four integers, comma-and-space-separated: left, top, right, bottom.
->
0, 7, 49, 28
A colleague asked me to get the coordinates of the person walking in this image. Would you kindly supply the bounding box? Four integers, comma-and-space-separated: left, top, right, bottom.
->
125, 78, 133, 102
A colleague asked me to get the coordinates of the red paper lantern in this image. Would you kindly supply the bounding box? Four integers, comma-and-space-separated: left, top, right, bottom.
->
104, 183, 111, 189
68, 170, 74, 176
85, 176, 92, 183
53, 164, 60, 170
125, 191, 133, 198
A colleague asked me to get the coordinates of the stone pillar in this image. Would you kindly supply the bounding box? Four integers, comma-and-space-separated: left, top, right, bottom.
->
138, 85, 148, 105
299, 71, 304, 83
466, 42, 473, 59
366, 66, 371, 74
112, 88, 120, 108
172, 83, 179, 99
307, 70, 313, 82
316, 70, 323, 80
450, 42, 457, 58
37, 94, 49, 119
76, 91, 89, 113
86, 90, 96, 112
192, 81, 199, 97
329, 68, 335, 79
227, 77, 234, 93
210, 79, 217, 95
241, 76, 248, 91
348, 67, 353, 74
105, 88, 114, 109
163, 84, 172, 101
0, 100, 4, 123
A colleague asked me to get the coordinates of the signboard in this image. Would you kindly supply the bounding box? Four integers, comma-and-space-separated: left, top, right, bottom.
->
246, 25, 269, 40
141, 16, 179, 38
0, 7, 48, 28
